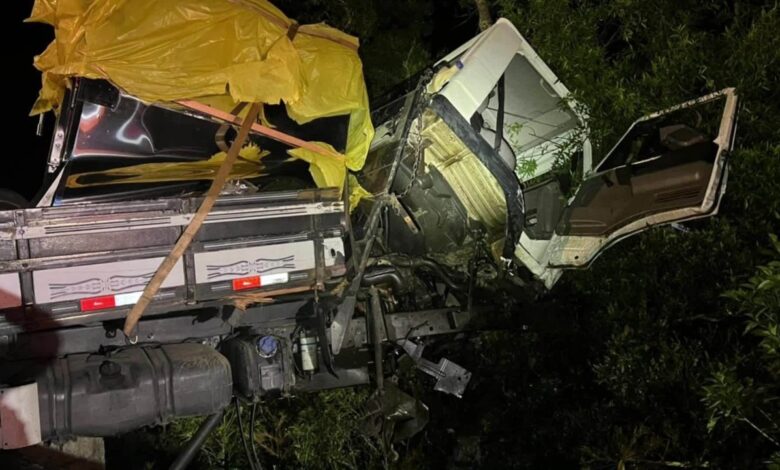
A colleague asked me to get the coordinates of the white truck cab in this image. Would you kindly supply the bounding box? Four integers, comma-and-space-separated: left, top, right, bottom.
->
395, 18, 738, 288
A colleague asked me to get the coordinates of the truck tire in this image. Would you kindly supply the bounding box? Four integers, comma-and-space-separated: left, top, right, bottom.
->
0, 189, 29, 210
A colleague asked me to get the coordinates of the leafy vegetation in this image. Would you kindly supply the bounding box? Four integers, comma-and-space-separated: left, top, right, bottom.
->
706, 235, 780, 450
126, 388, 379, 469
429, 1, 780, 467
138, 1, 779, 468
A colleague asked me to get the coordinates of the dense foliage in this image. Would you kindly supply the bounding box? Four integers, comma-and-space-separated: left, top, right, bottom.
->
466, 1, 780, 467
138, 1, 779, 468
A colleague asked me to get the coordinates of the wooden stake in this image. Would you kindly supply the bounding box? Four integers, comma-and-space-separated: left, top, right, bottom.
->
123, 102, 262, 336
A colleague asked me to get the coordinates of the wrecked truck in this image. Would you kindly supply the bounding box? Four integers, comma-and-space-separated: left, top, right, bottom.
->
0, 1, 737, 454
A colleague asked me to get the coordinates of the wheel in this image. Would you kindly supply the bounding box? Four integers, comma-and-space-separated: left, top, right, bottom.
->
0, 189, 29, 210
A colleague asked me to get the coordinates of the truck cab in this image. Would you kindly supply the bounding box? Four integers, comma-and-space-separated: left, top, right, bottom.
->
363, 18, 737, 288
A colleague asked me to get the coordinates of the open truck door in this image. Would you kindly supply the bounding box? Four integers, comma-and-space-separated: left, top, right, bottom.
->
517, 88, 738, 286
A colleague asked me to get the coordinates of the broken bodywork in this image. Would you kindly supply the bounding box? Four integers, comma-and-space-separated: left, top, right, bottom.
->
0, 7, 738, 452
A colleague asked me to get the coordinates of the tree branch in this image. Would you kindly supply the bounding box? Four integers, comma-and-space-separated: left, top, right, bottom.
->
473, 0, 492, 31
742, 418, 780, 448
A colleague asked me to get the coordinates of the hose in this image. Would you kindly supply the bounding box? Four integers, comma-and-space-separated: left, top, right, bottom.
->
383, 255, 464, 291
235, 400, 259, 470
362, 266, 405, 291
250, 402, 261, 467
169, 410, 225, 470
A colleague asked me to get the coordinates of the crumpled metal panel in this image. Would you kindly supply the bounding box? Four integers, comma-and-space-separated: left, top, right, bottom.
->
419, 109, 507, 234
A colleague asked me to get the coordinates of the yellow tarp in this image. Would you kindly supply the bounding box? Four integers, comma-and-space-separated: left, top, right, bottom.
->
287, 143, 346, 190
28, 0, 374, 182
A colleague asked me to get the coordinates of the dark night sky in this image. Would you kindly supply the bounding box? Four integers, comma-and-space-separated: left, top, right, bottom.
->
6, 2, 53, 200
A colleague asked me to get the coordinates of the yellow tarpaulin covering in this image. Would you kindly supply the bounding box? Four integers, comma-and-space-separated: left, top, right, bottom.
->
28, 0, 374, 185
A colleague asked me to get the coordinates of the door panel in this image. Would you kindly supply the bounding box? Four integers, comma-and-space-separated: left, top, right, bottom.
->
515, 88, 737, 276
544, 88, 738, 269
560, 142, 717, 237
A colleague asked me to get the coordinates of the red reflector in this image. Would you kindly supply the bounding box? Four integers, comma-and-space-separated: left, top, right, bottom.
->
232, 276, 261, 291
80, 295, 116, 311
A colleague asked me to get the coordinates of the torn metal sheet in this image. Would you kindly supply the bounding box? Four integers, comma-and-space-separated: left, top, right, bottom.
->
397, 339, 472, 398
